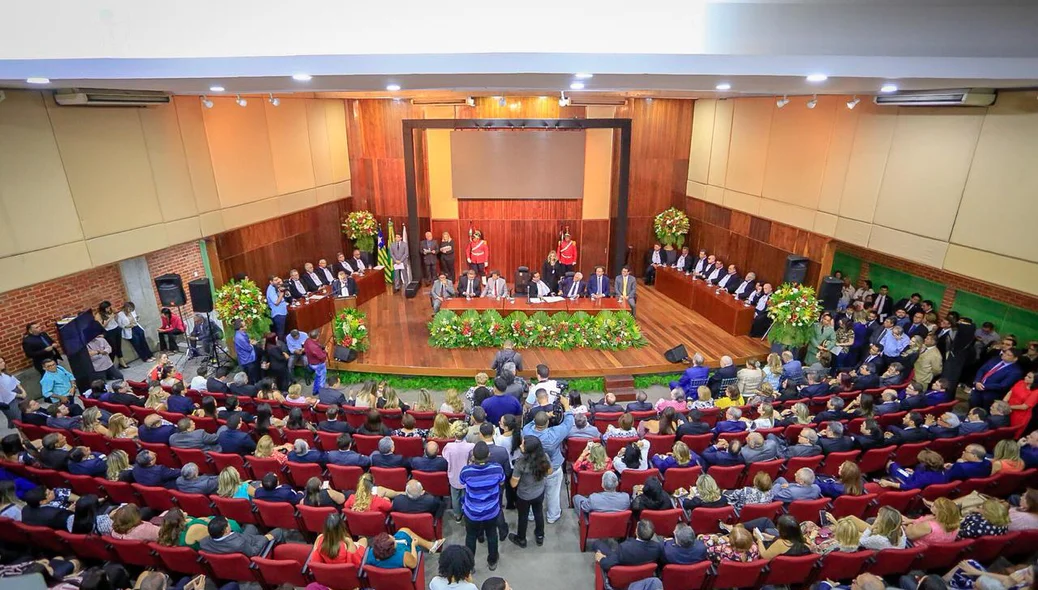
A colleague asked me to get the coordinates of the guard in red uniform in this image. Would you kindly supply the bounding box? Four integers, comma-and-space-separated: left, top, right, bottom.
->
467, 231, 489, 278
557, 233, 578, 274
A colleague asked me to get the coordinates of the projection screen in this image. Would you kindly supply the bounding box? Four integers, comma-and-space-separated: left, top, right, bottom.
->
450, 130, 586, 199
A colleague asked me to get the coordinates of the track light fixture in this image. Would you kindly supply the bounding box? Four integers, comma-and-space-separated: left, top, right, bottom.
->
776, 95, 790, 108
806, 95, 818, 109
558, 91, 571, 107
268, 93, 280, 107
465, 97, 475, 107
235, 94, 247, 107
846, 96, 860, 109
498, 96, 507, 107
200, 95, 213, 109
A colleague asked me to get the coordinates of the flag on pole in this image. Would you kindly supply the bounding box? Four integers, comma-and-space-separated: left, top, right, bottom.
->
377, 221, 392, 284
401, 224, 412, 283
468, 222, 474, 242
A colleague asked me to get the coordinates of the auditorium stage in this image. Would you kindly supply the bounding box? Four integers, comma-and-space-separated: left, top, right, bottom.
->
327, 281, 770, 378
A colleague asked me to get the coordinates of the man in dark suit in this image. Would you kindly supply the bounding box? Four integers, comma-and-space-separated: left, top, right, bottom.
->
817, 422, 854, 453
662, 523, 709, 565
906, 312, 929, 340
255, 473, 303, 504
176, 463, 220, 495
691, 250, 710, 276
894, 293, 923, 318
218, 396, 254, 424
67, 447, 107, 477
625, 391, 653, 413
301, 263, 324, 292
708, 357, 738, 395
772, 430, 822, 458
391, 480, 444, 518
644, 244, 666, 285
884, 412, 932, 444
18, 399, 50, 426
672, 247, 694, 273
969, 348, 1024, 410
586, 266, 611, 299
857, 343, 885, 374
315, 259, 337, 285
217, 415, 256, 455
959, 409, 990, 434
874, 390, 902, 415
457, 269, 482, 298
590, 392, 623, 415
676, 409, 713, 437
335, 252, 355, 277
704, 260, 726, 285
702, 440, 744, 466
559, 271, 587, 299
285, 269, 309, 299
939, 313, 977, 392
595, 519, 663, 572
39, 433, 71, 471
170, 418, 221, 452
410, 442, 448, 472
287, 440, 325, 464
318, 407, 353, 433
731, 272, 757, 300
815, 397, 853, 423
852, 420, 887, 451
228, 372, 258, 397
370, 437, 409, 469
862, 311, 882, 345
21, 487, 73, 529
946, 444, 992, 480
346, 248, 372, 274
198, 516, 279, 557
330, 270, 358, 298
132, 450, 180, 488
325, 433, 371, 468
206, 368, 232, 394
851, 364, 881, 390
165, 386, 195, 414
46, 404, 82, 431
139, 414, 177, 444
925, 412, 960, 439
872, 285, 893, 320
899, 382, 927, 411
715, 264, 742, 294
988, 401, 1011, 429
105, 380, 145, 407
799, 372, 832, 399
419, 231, 439, 286
713, 408, 748, 435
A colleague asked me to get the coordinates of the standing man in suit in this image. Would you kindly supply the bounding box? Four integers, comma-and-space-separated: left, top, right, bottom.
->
969, 347, 1024, 410
644, 243, 665, 285
301, 263, 324, 292
614, 266, 637, 317
266, 276, 288, 339
557, 232, 578, 275
22, 322, 62, 376
390, 234, 409, 292
527, 272, 553, 299
672, 246, 693, 272
457, 269, 482, 299
587, 266, 611, 300
315, 259, 336, 285
731, 272, 757, 300
560, 272, 586, 299
940, 312, 977, 393
895, 293, 923, 317
481, 270, 509, 299
420, 231, 439, 286
914, 334, 943, 387
872, 285, 893, 320
347, 248, 370, 274
334, 252, 354, 276
431, 272, 456, 313
330, 270, 357, 298
906, 312, 929, 339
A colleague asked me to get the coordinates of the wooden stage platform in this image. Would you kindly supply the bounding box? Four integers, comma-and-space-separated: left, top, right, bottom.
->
327, 281, 770, 378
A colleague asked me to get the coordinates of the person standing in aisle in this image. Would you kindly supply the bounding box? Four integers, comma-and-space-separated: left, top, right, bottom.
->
459, 442, 507, 572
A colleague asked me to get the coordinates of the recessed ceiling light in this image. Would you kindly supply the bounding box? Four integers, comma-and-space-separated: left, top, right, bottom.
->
386, 84, 401, 91
570, 82, 585, 90
806, 73, 828, 83
574, 73, 594, 79
715, 83, 731, 91
291, 73, 312, 82
880, 83, 898, 93
26, 77, 50, 84
209, 85, 225, 92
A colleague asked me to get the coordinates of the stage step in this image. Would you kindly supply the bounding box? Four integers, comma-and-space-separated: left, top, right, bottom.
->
604, 375, 636, 401
610, 387, 637, 402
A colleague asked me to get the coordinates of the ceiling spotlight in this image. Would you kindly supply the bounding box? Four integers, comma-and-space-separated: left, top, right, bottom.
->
846, 96, 860, 109
498, 96, 507, 107
806, 95, 818, 109
26, 77, 50, 84
715, 82, 731, 91
806, 73, 828, 83
268, 93, 280, 107
776, 95, 790, 108
291, 73, 312, 82
386, 84, 401, 91
570, 82, 585, 90
880, 83, 898, 93
209, 85, 225, 92
235, 94, 247, 107
200, 95, 214, 109
558, 91, 571, 107
465, 97, 475, 107
574, 73, 594, 79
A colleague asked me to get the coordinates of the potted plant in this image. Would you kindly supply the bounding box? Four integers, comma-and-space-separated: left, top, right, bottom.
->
341, 210, 378, 253
766, 283, 822, 354
653, 207, 691, 251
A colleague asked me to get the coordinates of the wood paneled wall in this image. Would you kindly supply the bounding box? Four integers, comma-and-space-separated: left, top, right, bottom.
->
685, 197, 829, 289
212, 200, 351, 286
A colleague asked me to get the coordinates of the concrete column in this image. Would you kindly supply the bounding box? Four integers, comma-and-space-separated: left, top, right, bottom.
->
119, 256, 161, 349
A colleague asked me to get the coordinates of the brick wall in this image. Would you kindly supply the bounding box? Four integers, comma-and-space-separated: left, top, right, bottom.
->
0, 240, 208, 372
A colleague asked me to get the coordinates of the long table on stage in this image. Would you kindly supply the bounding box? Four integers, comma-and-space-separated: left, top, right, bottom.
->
288, 271, 388, 332
654, 266, 754, 335
441, 296, 630, 314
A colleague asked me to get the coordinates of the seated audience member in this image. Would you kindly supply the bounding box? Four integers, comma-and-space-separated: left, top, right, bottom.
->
680, 474, 728, 510
357, 409, 393, 437
227, 372, 257, 397
287, 439, 325, 464
875, 390, 903, 415
391, 480, 443, 518
714, 408, 748, 434
851, 363, 881, 391
1009, 489, 1038, 531
394, 413, 429, 439
573, 441, 610, 473
775, 402, 813, 428
176, 462, 219, 495
46, 405, 81, 431
132, 450, 180, 488
988, 400, 1012, 428
799, 371, 832, 399
770, 468, 822, 503
303, 477, 348, 508
366, 529, 444, 570
626, 391, 654, 413
702, 439, 743, 467
740, 432, 780, 463
818, 422, 854, 453
110, 503, 160, 541
18, 399, 51, 426
957, 498, 1010, 539
169, 418, 221, 452
925, 412, 961, 439
165, 384, 195, 414
899, 382, 927, 411
709, 356, 739, 396
885, 412, 932, 445
699, 523, 760, 563
723, 472, 774, 515
216, 414, 256, 455
138, 414, 176, 444
878, 449, 948, 490
199, 515, 281, 556
773, 429, 822, 458
663, 523, 709, 564
638, 406, 682, 437
670, 353, 710, 394
573, 471, 631, 517
370, 436, 409, 469
815, 397, 853, 423
254, 472, 303, 504
311, 513, 367, 565
853, 419, 887, 451
754, 514, 812, 559
960, 408, 991, 434
848, 506, 908, 550
651, 441, 701, 473
656, 388, 689, 413
1019, 430, 1038, 468
206, 368, 231, 394
318, 407, 353, 433
105, 449, 133, 482
689, 385, 715, 410
676, 409, 712, 437
568, 413, 601, 440
990, 439, 1025, 474
67, 446, 107, 477
817, 461, 864, 498
612, 439, 650, 474
946, 444, 991, 480
345, 473, 399, 514
21, 486, 73, 529
714, 384, 744, 411
603, 413, 639, 440
905, 497, 961, 545
218, 395, 254, 423
594, 519, 663, 572
410, 442, 448, 472
631, 476, 671, 513
779, 351, 806, 386
924, 377, 952, 405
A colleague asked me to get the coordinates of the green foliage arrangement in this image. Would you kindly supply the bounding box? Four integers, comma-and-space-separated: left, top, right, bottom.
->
766, 283, 822, 347
428, 309, 645, 350
342, 210, 378, 252
332, 308, 370, 353
653, 207, 691, 248
214, 279, 271, 340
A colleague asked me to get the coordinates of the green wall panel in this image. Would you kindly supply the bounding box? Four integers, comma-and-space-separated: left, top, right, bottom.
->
953, 291, 1038, 345
867, 264, 947, 307
831, 251, 863, 284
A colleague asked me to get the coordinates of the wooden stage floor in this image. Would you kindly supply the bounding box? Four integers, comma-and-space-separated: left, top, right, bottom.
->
327, 281, 769, 378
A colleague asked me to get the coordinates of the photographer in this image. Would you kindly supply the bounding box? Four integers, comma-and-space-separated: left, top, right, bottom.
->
524, 364, 560, 405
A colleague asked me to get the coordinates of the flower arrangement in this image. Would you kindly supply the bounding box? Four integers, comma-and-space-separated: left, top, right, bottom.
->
214, 279, 271, 340
766, 283, 823, 347
653, 207, 691, 248
429, 310, 646, 350
332, 308, 370, 353
341, 210, 378, 252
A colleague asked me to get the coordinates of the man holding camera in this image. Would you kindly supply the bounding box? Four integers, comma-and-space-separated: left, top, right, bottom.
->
266, 276, 288, 340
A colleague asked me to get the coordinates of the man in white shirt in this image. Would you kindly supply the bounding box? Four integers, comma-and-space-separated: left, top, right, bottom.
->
716, 264, 739, 293
732, 272, 757, 300
528, 272, 552, 299
672, 247, 692, 272
561, 272, 586, 299
301, 263, 323, 292
705, 260, 725, 284
692, 250, 709, 275
695, 254, 716, 279
316, 259, 336, 285
644, 243, 665, 285
286, 269, 308, 299
481, 270, 509, 299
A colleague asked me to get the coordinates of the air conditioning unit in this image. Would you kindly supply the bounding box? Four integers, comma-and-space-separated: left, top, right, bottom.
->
873, 89, 995, 107
569, 96, 628, 107
54, 89, 171, 107
410, 97, 471, 106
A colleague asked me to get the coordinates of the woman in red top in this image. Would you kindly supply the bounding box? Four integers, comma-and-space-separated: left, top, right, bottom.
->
343, 473, 400, 514
1005, 371, 1038, 436
311, 513, 367, 566
157, 308, 186, 353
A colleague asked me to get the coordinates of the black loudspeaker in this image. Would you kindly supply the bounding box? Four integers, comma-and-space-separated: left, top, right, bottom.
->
155, 274, 187, 307
404, 281, 421, 299
334, 345, 358, 363
819, 277, 844, 311
188, 278, 214, 313
664, 344, 689, 364
783, 255, 810, 285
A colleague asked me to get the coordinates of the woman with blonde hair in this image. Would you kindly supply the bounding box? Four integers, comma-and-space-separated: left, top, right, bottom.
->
541, 250, 564, 294
573, 441, 609, 472
413, 389, 435, 412
354, 381, 378, 408
145, 386, 168, 411
991, 439, 1025, 474
957, 498, 1010, 539
80, 407, 110, 436
724, 471, 773, 514
907, 498, 962, 544
465, 373, 491, 409
748, 403, 776, 430
650, 441, 696, 474
344, 473, 400, 514
216, 466, 253, 498
428, 414, 453, 439
689, 385, 714, 410
806, 516, 862, 554
737, 359, 763, 396
681, 474, 727, 510
106, 449, 131, 481
382, 386, 408, 412
253, 435, 290, 465
762, 353, 783, 390
439, 388, 465, 414
107, 414, 138, 439
700, 523, 760, 563
283, 383, 315, 407
746, 381, 776, 406
846, 506, 906, 549
439, 231, 456, 280
778, 402, 813, 426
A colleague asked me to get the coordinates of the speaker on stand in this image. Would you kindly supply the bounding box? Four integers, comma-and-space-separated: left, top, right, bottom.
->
819, 277, 844, 312
154, 274, 189, 365
187, 277, 228, 374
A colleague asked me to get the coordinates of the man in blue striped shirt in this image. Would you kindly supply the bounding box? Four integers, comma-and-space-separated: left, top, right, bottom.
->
459, 441, 506, 571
